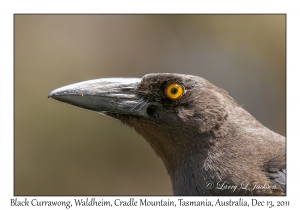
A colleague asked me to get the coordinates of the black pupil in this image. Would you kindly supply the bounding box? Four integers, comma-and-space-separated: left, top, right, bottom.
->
170, 87, 178, 95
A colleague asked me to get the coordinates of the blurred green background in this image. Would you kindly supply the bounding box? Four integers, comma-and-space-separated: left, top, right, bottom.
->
14, 15, 285, 195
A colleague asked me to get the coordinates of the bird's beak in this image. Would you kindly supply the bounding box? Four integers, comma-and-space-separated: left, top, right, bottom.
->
48, 78, 149, 117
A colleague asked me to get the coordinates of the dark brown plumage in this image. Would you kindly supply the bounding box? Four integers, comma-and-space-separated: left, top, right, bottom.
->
48, 73, 286, 195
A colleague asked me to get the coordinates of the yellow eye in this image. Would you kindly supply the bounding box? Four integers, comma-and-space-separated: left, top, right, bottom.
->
165, 83, 184, 99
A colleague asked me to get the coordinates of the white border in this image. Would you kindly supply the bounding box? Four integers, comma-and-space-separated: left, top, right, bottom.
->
1, 0, 299, 209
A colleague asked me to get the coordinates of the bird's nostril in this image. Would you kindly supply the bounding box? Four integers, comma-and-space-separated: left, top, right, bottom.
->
146, 105, 156, 117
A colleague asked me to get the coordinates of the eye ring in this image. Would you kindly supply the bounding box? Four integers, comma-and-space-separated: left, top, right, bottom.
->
165, 83, 184, 100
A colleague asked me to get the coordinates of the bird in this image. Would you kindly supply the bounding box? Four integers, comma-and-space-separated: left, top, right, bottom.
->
48, 73, 286, 196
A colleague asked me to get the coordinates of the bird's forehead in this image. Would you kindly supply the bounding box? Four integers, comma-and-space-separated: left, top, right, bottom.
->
142, 73, 195, 80
139, 73, 204, 89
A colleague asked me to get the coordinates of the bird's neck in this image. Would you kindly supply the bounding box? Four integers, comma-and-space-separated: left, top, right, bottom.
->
169, 155, 209, 195
166, 124, 233, 195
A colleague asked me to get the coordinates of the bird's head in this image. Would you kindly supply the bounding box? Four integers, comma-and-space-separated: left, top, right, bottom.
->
48, 73, 232, 172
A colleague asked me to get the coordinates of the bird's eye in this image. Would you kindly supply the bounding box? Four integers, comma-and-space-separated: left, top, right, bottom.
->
165, 83, 184, 100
